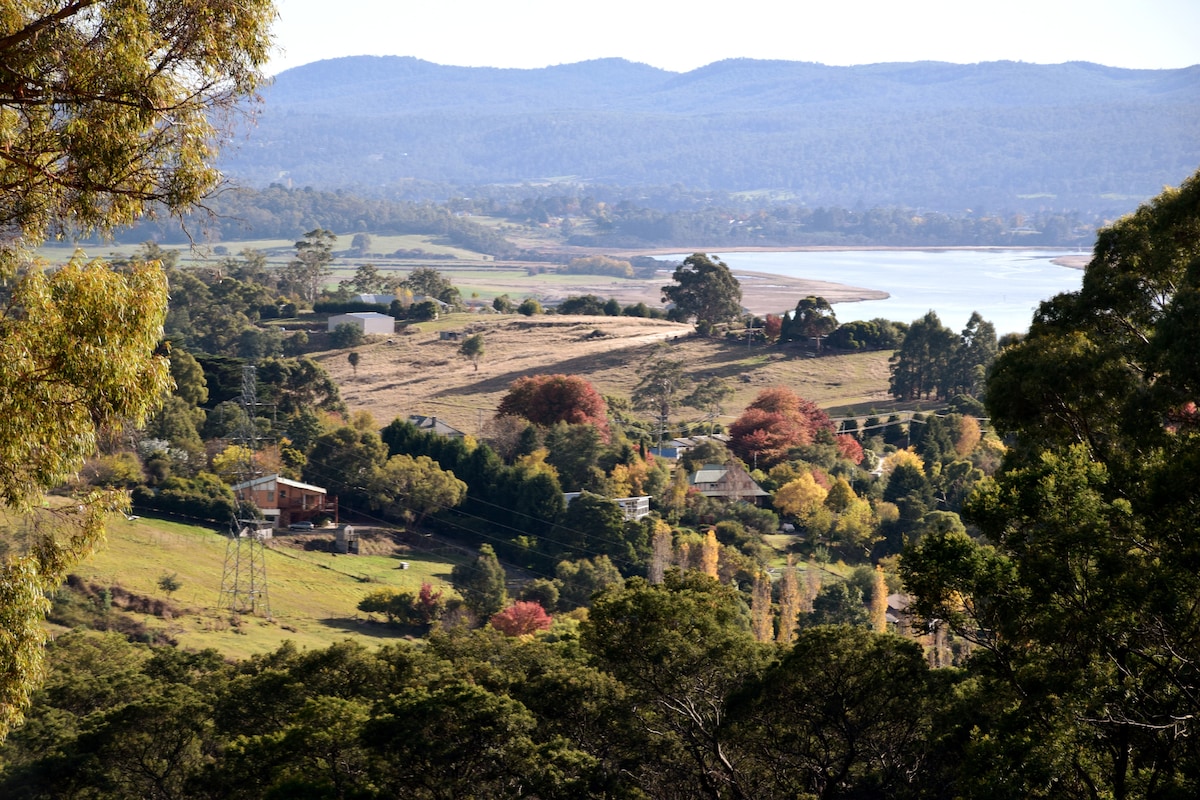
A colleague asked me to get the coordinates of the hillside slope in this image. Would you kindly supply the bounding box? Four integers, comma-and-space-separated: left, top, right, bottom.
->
222, 57, 1200, 213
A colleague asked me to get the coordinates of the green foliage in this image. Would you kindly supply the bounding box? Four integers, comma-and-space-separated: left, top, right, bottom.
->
329, 321, 366, 348
661, 252, 743, 334
156, 573, 182, 598
367, 453, 467, 525
728, 626, 935, 798
805, 581, 870, 628
302, 426, 388, 507
282, 228, 336, 304
889, 310, 997, 402
780, 295, 839, 345
132, 473, 238, 523
555, 556, 624, 611
450, 544, 508, 621
401, 267, 458, 304
0, 0, 272, 250
517, 297, 542, 316
900, 171, 1200, 796
458, 332, 485, 370
358, 587, 418, 624
564, 255, 634, 278
517, 578, 561, 611
582, 572, 769, 796
632, 349, 692, 446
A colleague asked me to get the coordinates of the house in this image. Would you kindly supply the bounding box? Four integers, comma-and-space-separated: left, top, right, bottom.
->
563, 492, 653, 521
886, 593, 913, 634
407, 414, 466, 439
649, 434, 730, 461
229, 474, 338, 528
689, 461, 769, 505
327, 312, 394, 335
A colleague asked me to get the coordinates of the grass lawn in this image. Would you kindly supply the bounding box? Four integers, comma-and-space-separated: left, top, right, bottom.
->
69, 513, 465, 660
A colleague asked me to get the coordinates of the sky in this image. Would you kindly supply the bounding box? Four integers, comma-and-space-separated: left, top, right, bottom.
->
269, 0, 1200, 75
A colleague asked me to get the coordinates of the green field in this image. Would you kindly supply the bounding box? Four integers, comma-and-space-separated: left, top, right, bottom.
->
66, 513, 465, 660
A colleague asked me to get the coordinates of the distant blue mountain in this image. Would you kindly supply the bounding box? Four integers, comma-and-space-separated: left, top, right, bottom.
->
222, 56, 1200, 212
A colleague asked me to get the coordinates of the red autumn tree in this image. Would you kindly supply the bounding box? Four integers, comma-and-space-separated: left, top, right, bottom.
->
835, 433, 865, 465
763, 314, 784, 342
729, 387, 834, 468
496, 374, 610, 440
490, 600, 553, 636
414, 582, 446, 626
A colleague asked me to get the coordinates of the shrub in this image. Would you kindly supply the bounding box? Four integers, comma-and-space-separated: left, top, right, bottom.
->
330, 322, 366, 348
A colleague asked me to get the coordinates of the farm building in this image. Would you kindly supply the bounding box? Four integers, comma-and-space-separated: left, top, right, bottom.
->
327, 312, 394, 335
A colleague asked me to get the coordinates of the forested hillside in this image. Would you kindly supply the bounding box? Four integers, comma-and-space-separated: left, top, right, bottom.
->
219, 57, 1200, 214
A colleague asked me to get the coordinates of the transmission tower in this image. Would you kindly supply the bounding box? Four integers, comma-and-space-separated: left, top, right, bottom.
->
218, 365, 272, 619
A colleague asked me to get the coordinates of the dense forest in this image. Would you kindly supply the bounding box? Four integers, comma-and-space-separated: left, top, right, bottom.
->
218, 57, 1200, 215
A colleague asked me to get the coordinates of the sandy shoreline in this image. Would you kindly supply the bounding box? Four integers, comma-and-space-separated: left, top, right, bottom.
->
494, 245, 1087, 316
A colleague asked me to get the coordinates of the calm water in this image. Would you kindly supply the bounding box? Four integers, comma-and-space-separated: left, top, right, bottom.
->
666, 249, 1086, 335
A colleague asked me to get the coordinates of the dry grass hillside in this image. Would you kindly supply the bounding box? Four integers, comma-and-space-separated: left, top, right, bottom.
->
314, 313, 899, 435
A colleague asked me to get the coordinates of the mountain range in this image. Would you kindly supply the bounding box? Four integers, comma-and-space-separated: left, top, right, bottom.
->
220, 56, 1200, 214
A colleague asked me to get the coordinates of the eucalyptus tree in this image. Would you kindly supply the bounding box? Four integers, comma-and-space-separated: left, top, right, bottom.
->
0, 0, 274, 739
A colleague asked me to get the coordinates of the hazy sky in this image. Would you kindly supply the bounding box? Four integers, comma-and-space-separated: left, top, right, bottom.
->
270, 0, 1200, 75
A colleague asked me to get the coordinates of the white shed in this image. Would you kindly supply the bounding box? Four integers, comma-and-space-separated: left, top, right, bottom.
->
327, 312, 395, 335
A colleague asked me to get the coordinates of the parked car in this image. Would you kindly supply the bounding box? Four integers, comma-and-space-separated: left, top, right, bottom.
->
288, 520, 314, 531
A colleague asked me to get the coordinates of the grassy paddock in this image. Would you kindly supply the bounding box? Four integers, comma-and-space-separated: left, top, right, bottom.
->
66, 513, 464, 659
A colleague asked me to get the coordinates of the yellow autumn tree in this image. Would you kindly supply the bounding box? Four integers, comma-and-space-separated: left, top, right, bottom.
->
833, 497, 881, 555
869, 565, 889, 633
954, 414, 983, 456
777, 555, 801, 644
751, 570, 774, 642
774, 473, 829, 521
211, 444, 256, 484
649, 519, 673, 584
883, 448, 925, 475
701, 529, 720, 578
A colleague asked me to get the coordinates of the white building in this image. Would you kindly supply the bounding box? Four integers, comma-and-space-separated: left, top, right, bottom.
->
327, 312, 395, 335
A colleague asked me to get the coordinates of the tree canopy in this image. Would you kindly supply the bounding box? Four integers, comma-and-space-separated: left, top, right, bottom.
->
728, 387, 834, 468
0, 0, 274, 254
496, 374, 610, 440
901, 168, 1200, 796
661, 252, 743, 335
0, 1, 274, 741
